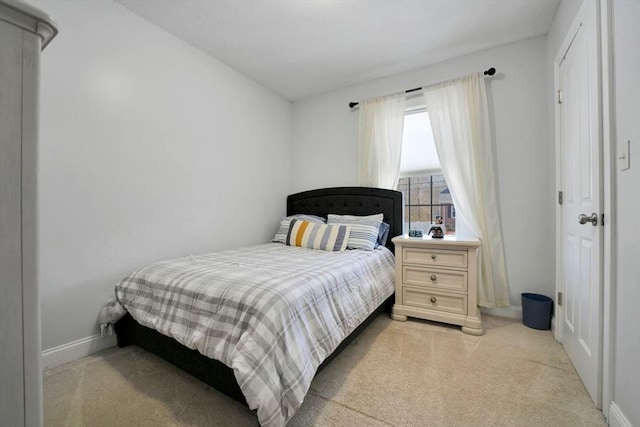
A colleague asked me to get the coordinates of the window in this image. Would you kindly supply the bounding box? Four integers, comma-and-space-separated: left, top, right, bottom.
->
397, 174, 455, 234
396, 109, 455, 235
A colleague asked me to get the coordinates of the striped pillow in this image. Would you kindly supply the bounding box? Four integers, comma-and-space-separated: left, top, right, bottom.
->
327, 213, 383, 251
273, 214, 326, 244
286, 219, 350, 252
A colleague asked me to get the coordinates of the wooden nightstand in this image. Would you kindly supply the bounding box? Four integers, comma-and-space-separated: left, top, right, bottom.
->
391, 235, 483, 335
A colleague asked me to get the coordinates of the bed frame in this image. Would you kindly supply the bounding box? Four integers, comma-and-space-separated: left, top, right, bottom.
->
115, 186, 403, 407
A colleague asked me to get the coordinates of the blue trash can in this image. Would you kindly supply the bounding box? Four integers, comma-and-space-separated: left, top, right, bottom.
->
521, 293, 553, 330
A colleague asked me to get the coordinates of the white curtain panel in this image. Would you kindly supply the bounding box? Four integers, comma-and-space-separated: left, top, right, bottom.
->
358, 94, 406, 189
423, 73, 510, 308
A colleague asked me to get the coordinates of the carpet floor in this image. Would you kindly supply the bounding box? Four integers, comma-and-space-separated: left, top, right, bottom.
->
44, 314, 607, 426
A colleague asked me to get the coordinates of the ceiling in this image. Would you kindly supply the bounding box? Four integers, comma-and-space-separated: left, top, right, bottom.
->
115, 0, 560, 101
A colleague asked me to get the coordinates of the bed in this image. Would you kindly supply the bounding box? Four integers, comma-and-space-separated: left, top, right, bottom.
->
105, 186, 403, 426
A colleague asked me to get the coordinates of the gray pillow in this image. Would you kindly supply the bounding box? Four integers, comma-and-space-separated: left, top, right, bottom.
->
377, 221, 390, 247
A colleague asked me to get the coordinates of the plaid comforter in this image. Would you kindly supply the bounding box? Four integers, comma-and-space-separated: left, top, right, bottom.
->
103, 243, 395, 426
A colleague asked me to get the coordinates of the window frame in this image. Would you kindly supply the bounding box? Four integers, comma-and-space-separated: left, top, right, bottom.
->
398, 174, 455, 234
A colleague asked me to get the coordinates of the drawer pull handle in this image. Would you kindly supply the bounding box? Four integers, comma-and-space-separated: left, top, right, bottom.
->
430, 275, 437, 281
430, 297, 437, 304
431, 254, 437, 260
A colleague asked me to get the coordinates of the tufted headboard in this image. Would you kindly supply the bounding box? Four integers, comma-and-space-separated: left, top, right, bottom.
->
287, 187, 403, 253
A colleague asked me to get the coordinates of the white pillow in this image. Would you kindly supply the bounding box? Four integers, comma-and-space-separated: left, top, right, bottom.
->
327, 213, 383, 251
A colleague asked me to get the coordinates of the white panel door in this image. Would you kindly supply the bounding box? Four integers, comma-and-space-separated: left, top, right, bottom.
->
558, 2, 603, 408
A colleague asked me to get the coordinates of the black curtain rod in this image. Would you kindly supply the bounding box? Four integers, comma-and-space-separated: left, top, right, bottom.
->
348, 67, 496, 109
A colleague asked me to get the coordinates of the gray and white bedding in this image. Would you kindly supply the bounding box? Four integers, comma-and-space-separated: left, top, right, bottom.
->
99, 242, 395, 427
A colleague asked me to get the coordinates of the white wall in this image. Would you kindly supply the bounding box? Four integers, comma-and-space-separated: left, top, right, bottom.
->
31, 0, 292, 354
611, 1, 640, 425
292, 36, 553, 310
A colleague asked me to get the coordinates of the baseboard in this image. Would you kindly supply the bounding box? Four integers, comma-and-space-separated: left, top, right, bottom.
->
608, 401, 633, 427
481, 306, 559, 333
42, 333, 117, 370
481, 305, 523, 320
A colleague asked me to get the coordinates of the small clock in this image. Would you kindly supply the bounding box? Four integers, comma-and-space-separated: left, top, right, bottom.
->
408, 229, 423, 238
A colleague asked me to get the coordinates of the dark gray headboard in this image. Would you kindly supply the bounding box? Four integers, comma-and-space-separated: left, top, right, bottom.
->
287, 187, 403, 253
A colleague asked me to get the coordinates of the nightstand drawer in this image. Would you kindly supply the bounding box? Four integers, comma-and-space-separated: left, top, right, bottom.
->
402, 247, 467, 268
402, 287, 468, 315
403, 266, 467, 293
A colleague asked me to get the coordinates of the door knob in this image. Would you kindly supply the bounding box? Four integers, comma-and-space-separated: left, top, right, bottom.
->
578, 213, 598, 226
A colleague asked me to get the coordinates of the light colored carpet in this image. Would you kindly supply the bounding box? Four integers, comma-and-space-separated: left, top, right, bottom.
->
44, 315, 607, 427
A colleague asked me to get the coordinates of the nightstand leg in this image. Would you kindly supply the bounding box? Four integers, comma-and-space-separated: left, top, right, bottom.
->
390, 311, 408, 321
461, 326, 483, 336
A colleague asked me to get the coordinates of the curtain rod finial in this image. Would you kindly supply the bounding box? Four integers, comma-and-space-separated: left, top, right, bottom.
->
484, 67, 496, 76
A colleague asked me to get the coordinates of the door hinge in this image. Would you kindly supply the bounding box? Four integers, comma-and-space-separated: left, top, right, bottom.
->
558, 191, 563, 205
557, 89, 563, 104
601, 213, 605, 226
557, 292, 563, 307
